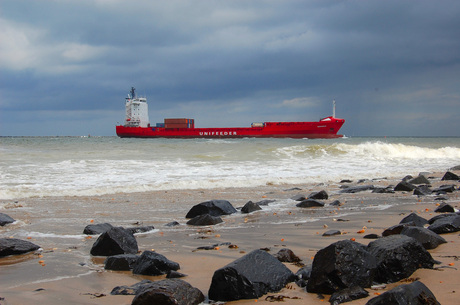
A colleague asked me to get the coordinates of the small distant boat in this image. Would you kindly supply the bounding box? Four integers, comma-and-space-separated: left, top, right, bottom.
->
116, 87, 345, 139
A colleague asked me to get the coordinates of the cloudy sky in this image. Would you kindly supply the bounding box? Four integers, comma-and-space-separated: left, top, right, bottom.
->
1, 0, 459, 137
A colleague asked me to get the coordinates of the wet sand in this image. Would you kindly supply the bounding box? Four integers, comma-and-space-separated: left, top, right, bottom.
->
1, 171, 459, 304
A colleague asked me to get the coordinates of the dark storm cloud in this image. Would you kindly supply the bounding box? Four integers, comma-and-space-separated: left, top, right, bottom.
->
1, 0, 459, 136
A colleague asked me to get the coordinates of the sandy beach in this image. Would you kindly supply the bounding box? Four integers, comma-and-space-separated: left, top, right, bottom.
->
1, 171, 459, 305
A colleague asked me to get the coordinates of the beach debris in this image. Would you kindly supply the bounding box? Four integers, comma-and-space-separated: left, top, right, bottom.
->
367, 235, 436, 283
90, 227, 138, 256
83, 223, 114, 235
296, 199, 325, 208
208, 249, 295, 301
434, 202, 455, 213
131, 279, 204, 305
241, 201, 262, 213
322, 230, 341, 237
329, 285, 369, 305
0, 238, 40, 257
365, 281, 440, 305
104, 254, 139, 271
194, 242, 231, 251
185, 200, 237, 218
186, 214, 223, 226
274, 248, 301, 263
308, 190, 328, 200
428, 215, 460, 234
132, 250, 180, 276
399, 212, 428, 227
0, 213, 15, 226
442, 171, 460, 181
306, 240, 377, 294
265, 295, 300, 302
394, 181, 416, 192
81, 292, 105, 299
400, 226, 447, 250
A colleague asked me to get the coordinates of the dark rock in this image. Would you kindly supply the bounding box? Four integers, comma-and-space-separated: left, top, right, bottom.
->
295, 265, 312, 288
241, 201, 262, 214
208, 249, 295, 301
255, 199, 275, 206
413, 185, 432, 196
111, 279, 153, 295
363, 234, 380, 239
274, 248, 301, 263
186, 214, 223, 226
290, 194, 306, 201
296, 199, 325, 208
329, 286, 369, 305
402, 175, 413, 181
394, 181, 416, 192
83, 223, 114, 235
185, 200, 236, 218
339, 185, 375, 193
0, 213, 15, 226
434, 203, 455, 213
322, 230, 341, 237
330, 200, 342, 206
340, 179, 353, 183
125, 226, 155, 235
365, 281, 440, 305
195, 242, 231, 251
0, 238, 40, 257
400, 226, 447, 250
428, 215, 460, 234
382, 222, 415, 236
428, 212, 459, 224
450, 165, 460, 171
166, 270, 187, 278
284, 187, 302, 191
165, 221, 180, 227
90, 227, 138, 256
132, 251, 180, 276
432, 184, 456, 193
399, 213, 428, 227
306, 240, 377, 294
409, 175, 430, 185
434, 196, 448, 201
441, 171, 460, 181
132, 279, 204, 305
104, 254, 139, 270
367, 235, 435, 283
308, 190, 328, 200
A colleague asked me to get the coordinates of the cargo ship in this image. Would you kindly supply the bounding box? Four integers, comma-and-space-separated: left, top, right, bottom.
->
116, 87, 345, 139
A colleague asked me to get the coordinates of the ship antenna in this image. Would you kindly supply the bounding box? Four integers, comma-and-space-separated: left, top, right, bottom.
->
130, 87, 136, 99
333, 100, 336, 117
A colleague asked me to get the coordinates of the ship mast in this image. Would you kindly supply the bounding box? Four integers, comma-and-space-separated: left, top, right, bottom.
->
333, 100, 336, 118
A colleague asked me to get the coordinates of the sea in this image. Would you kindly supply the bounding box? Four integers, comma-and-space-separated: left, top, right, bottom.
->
1, 136, 459, 200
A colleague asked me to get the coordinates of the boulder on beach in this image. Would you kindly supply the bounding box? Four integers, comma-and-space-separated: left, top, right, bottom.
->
428, 215, 460, 234
413, 185, 432, 196
296, 199, 325, 208
400, 226, 447, 250
399, 213, 428, 227
0, 238, 40, 257
185, 200, 237, 218
382, 222, 415, 236
441, 171, 459, 181
295, 265, 312, 288
0, 213, 15, 226
274, 248, 301, 263
166, 270, 187, 279
104, 254, 139, 271
329, 286, 369, 305
208, 249, 295, 301
408, 175, 430, 185
432, 184, 456, 194
339, 185, 375, 193
308, 190, 328, 200
83, 223, 114, 235
290, 194, 306, 201
434, 203, 455, 213
132, 279, 204, 305
306, 240, 377, 294
365, 281, 440, 305
241, 201, 262, 214
394, 181, 416, 192
323, 230, 342, 237
90, 227, 138, 256
427, 212, 459, 224
186, 214, 223, 226
132, 251, 180, 276
111, 279, 153, 295
367, 235, 435, 283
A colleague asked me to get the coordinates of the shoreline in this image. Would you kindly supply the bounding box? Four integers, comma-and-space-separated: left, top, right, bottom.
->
1, 170, 459, 304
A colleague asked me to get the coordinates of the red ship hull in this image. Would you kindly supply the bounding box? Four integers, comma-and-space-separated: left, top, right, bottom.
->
116, 117, 345, 139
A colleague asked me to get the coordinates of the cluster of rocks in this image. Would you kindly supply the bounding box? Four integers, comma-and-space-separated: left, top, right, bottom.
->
1, 213, 41, 257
